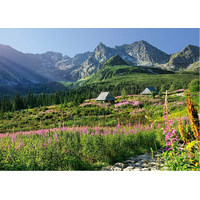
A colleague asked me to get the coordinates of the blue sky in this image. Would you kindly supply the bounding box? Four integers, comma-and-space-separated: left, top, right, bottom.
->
0, 28, 199, 58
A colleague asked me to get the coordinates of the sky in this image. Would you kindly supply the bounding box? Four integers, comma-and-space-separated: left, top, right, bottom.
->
0, 28, 199, 58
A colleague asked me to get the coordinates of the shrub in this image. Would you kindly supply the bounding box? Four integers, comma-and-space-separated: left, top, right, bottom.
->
189, 79, 199, 92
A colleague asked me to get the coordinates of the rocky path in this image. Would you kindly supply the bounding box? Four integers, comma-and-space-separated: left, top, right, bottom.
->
102, 148, 169, 171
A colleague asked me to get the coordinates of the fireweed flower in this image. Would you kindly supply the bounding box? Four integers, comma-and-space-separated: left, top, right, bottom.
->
48, 138, 53, 144
11, 137, 16, 143
16, 142, 24, 150
54, 134, 58, 139
164, 115, 168, 120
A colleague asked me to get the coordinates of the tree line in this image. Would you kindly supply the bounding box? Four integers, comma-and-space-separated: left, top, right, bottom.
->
0, 77, 198, 118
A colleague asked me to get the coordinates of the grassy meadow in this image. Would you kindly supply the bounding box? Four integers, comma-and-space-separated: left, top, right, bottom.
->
0, 88, 199, 170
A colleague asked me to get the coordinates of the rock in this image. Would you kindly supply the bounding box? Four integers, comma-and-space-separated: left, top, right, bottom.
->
141, 168, 150, 171
115, 162, 126, 169
137, 154, 152, 160
123, 166, 134, 171
128, 163, 135, 168
113, 167, 122, 171
102, 148, 167, 171
129, 156, 138, 161
149, 162, 157, 166
123, 160, 135, 164
142, 163, 149, 168
133, 168, 141, 171
134, 162, 143, 168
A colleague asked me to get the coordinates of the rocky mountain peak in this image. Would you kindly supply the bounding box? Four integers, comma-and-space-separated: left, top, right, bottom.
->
164, 44, 199, 70
94, 42, 107, 52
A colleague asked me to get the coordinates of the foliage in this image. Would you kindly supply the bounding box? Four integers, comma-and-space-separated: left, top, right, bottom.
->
151, 91, 157, 99
189, 79, 199, 92
161, 92, 199, 171
0, 124, 163, 170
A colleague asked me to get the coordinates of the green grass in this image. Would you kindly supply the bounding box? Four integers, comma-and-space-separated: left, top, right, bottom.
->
0, 90, 199, 171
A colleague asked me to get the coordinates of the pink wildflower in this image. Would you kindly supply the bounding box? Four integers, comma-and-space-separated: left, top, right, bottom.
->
11, 137, 16, 143
164, 115, 168, 120
117, 124, 121, 128
48, 138, 53, 144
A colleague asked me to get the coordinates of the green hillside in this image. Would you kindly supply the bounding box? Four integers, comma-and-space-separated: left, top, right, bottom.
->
71, 64, 199, 99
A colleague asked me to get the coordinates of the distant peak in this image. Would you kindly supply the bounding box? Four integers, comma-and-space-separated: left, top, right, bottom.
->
131, 40, 151, 46
182, 44, 199, 51
98, 42, 106, 47
140, 40, 148, 43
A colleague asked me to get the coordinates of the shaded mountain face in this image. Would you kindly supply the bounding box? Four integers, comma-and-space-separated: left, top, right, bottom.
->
0, 44, 91, 84
163, 45, 200, 70
0, 41, 199, 88
104, 54, 129, 66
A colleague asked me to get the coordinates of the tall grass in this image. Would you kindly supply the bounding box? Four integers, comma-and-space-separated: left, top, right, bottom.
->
0, 124, 163, 171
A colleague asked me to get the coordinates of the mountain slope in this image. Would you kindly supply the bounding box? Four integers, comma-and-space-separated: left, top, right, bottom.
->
0, 41, 199, 91
115, 40, 170, 65
163, 45, 200, 70
104, 55, 129, 66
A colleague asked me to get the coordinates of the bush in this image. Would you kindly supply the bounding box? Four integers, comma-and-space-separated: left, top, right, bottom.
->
151, 91, 157, 99
189, 79, 199, 92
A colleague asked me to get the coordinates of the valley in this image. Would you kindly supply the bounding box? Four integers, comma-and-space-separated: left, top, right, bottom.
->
0, 39, 199, 171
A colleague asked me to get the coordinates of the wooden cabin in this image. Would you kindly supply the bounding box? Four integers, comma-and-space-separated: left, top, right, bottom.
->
140, 87, 158, 95
96, 92, 116, 104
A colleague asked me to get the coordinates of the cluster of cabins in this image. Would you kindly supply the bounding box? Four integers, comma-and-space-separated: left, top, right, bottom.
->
96, 87, 159, 103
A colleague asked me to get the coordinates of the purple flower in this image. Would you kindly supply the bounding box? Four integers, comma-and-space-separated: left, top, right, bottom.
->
48, 138, 53, 144
172, 129, 177, 134
16, 141, 24, 150
172, 138, 176, 142
11, 136, 16, 143
164, 115, 168, 119
117, 124, 121, 128
166, 141, 172, 147
165, 135, 169, 141
91, 133, 94, 136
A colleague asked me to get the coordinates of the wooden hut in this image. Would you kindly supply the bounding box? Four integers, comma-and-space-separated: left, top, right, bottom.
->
140, 87, 158, 95
96, 92, 116, 103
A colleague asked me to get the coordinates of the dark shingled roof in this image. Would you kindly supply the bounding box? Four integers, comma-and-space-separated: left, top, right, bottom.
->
96, 92, 116, 101
141, 87, 158, 95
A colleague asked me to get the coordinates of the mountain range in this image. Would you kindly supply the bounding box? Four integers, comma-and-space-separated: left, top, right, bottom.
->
0, 40, 199, 88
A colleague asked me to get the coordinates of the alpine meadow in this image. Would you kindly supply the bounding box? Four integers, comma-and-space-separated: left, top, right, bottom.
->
0, 34, 199, 171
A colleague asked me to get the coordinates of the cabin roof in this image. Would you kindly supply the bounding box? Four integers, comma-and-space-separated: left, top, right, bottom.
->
96, 92, 116, 101
141, 87, 158, 95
